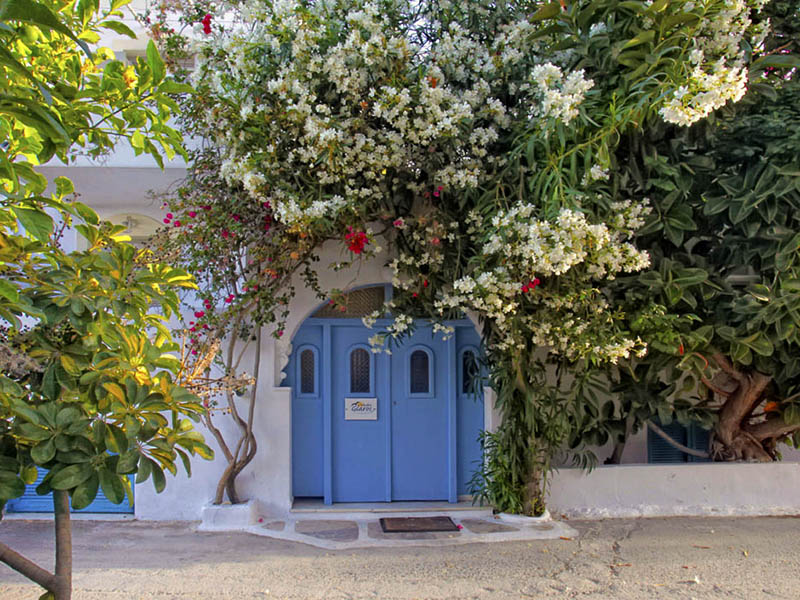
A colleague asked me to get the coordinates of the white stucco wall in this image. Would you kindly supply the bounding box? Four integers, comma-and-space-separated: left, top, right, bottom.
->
548, 462, 800, 518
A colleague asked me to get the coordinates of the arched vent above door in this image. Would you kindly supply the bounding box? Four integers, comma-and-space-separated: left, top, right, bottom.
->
313, 286, 385, 318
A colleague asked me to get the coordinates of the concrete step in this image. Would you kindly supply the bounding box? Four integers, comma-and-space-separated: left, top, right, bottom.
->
290, 499, 494, 520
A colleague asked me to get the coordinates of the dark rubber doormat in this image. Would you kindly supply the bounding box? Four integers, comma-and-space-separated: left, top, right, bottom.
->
379, 516, 459, 533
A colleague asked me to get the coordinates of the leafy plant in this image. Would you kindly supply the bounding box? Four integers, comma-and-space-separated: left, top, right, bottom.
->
0, 1, 210, 598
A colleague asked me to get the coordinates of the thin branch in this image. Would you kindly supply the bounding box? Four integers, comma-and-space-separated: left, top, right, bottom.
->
712, 353, 744, 383
646, 420, 710, 459
700, 375, 733, 398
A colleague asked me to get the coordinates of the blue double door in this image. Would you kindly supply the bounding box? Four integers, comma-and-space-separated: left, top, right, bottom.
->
291, 320, 483, 504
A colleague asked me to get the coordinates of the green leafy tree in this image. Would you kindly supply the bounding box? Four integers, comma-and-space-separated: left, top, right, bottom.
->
605, 45, 800, 463
0, 1, 212, 598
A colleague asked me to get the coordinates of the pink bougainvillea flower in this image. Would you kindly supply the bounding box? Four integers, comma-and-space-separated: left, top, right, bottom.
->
163, 218, 171, 224
188, 211, 197, 218
221, 230, 230, 239
194, 310, 205, 318
166, 213, 173, 219
174, 221, 181, 227
201, 13, 212, 35
393, 218, 405, 228
277, 330, 284, 338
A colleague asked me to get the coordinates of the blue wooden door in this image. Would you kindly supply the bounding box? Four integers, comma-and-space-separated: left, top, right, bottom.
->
391, 327, 449, 500
289, 310, 485, 504
331, 326, 391, 502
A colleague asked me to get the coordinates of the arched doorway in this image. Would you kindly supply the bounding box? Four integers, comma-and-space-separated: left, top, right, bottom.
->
286, 285, 484, 504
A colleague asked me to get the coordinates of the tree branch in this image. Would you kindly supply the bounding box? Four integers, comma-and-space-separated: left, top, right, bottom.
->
646, 420, 710, 459
700, 375, 733, 398
0, 542, 57, 592
745, 417, 800, 443
712, 353, 744, 382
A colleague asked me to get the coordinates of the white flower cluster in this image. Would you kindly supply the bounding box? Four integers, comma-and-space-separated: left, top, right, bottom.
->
530, 63, 594, 124
659, 0, 766, 126
659, 62, 748, 127
387, 203, 651, 361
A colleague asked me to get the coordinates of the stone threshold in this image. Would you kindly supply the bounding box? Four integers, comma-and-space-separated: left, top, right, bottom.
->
247, 513, 576, 550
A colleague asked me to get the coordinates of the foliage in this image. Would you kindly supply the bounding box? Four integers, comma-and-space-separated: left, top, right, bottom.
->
148, 0, 772, 513
0, 0, 212, 596
603, 69, 800, 462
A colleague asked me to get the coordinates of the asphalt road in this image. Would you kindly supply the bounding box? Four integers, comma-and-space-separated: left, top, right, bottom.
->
1, 516, 799, 599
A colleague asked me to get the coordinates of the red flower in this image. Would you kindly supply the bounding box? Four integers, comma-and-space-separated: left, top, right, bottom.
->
201, 13, 212, 35
345, 228, 368, 254
188, 211, 197, 218
194, 310, 205, 318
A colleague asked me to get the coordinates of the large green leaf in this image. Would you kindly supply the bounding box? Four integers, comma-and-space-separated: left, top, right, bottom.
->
49, 463, 93, 490
15, 206, 53, 241
0, 0, 91, 56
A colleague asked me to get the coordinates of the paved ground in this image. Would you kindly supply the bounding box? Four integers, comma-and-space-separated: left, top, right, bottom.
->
2, 516, 800, 599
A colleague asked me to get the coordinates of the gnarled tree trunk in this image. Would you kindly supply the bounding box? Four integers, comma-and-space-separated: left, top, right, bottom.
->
707, 354, 796, 462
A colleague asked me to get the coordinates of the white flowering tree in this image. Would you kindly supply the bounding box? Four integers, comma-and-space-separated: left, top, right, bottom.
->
147, 0, 772, 513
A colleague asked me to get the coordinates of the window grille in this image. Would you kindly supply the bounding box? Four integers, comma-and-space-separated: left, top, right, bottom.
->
313, 286, 385, 318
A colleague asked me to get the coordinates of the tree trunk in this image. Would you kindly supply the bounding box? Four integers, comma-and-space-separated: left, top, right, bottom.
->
52, 490, 72, 600
712, 366, 773, 461
0, 490, 72, 599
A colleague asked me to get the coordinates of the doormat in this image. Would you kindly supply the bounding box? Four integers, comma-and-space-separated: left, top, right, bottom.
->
379, 516, 459, 533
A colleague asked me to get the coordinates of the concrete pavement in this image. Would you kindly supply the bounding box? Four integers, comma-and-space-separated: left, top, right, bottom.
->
2, 516, 800, 598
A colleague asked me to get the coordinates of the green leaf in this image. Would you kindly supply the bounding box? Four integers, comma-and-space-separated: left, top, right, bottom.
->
15, 207, 54, 242
116, 450, 139, 474
0, 279, 20, 302
99, 468, 125, 504
49, 463, 92, 490
158, 80, 193, 95
0, 0, 91, 56
530, 2, 561, 22
146, 40, 165, 85
784, 405, 800, 426
150, 460, 166, 493
18, 422, 52, 441
56, 406, 83, 429
0, 472, 26, 500
100, 20, 136, 38
54, 176, 74, 198
30, 438, 56, 464
620, 30, 655, 51
71, 472, 99, 509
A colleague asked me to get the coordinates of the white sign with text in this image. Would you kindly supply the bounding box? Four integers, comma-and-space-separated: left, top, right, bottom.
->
344, 397, 378, 420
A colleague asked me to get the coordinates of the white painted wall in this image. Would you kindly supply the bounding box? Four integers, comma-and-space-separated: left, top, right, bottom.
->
548, 462, 800, 518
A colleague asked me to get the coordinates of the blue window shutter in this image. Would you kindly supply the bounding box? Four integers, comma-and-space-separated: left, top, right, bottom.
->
6, 469, 134, 514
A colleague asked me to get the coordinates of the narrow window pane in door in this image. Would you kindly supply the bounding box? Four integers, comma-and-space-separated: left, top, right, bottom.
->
462, 350, 479, 394
300, 349, 315, 394
410, 350, 429, 394
350, 348, 370, 393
